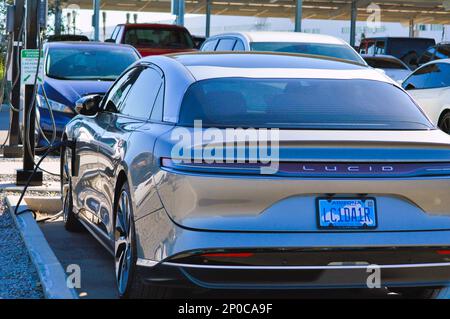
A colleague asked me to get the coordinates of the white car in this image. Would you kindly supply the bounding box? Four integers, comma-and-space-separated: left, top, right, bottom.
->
362, 54, 412, 82
402, 59, 450, 133
201, 31, 366, 65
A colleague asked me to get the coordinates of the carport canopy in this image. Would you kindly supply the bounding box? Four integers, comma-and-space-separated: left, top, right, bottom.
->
50, 0, 450, 42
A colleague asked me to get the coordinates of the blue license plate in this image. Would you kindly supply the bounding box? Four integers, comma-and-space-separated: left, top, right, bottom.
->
317, 198, 377, 229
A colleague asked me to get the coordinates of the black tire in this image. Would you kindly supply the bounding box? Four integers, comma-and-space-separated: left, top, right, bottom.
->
391, 287, 443, 299
61, 144, 83, 232
438, 112, 450, 134
114, 181, 176, 299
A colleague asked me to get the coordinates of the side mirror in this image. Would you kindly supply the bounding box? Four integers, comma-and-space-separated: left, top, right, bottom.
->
75, 94, 103, 116
105, 38, 115, 43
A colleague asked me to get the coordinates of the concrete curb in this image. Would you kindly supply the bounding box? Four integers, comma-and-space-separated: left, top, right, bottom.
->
0, 182, 60, 194
6, 196, 78, 299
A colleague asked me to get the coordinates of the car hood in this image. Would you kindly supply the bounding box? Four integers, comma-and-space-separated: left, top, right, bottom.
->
41, 77, 114, 108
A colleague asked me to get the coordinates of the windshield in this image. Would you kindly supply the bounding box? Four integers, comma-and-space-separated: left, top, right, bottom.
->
364, 57, 409, 70
46, 47, 139, 81
250, 42, 365, 64
178, 78, 433, 130
124, 28, 194, 49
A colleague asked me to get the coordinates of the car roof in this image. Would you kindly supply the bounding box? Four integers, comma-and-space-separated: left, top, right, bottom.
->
210, 31, 347, 45
361, 37, 435, 41
143, 52, 394, 83
118, 23, 187, 30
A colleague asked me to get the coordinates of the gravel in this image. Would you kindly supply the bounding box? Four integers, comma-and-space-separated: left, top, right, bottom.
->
0, 155, 60, 299
0, 195, 44, 299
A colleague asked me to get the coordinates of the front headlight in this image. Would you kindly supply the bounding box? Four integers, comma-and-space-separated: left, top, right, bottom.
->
37, 94, 74, 114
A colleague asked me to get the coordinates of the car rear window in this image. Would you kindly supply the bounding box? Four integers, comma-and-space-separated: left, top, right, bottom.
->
364, 57, 408, 70
250, 42, 365, 64
124, 28, 194, 49
178, 78, 433, 130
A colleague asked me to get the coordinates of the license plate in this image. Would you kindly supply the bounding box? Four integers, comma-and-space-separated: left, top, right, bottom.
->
317, 198, 377, 229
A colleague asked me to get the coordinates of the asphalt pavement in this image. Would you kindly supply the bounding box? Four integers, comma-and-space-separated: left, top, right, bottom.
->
39, 219, 397, 299
39, 221, 119, 299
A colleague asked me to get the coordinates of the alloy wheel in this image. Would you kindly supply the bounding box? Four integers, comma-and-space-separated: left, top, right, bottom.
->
114, 190, 133, 296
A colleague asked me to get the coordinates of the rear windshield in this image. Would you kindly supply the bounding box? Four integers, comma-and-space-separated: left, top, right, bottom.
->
364, 57, 408, 70
124, 28, 194, 49
178, 78, 433, 130
250, 42, 365, 64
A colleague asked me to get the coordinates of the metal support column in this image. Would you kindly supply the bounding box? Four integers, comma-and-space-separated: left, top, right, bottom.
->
93, 0, 101, 41
350, 0, 357, 47
177, 0, 185, 26
4, 0, 25, 158
54, 0, 62, 36
17, 0, 42, 186
294, 0, 302, 32
205, 0, 211, 38
409, 19, 415, 38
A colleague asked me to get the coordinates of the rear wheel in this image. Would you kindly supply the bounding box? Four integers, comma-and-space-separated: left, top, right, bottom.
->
61, 144, 82, 232
114, 181, 176, 299
438, 112, 450, 134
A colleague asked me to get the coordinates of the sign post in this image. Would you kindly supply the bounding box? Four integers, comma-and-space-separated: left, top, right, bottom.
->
20, 49, 44, 85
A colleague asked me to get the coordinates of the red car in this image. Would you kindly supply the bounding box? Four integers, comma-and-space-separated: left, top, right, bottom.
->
106, 23, 196, 56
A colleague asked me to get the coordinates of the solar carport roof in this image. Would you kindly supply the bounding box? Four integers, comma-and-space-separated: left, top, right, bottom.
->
52, 0, 450, 24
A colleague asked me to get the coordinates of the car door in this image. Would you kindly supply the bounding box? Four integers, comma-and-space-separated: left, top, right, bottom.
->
71, 110, 110, 228
97, 65, 164, 243
404, 62, 450, 124
76, 66, 143, 242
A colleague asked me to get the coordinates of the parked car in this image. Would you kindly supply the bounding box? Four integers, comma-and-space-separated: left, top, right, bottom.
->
106, 23, 196, 56
62, 52, 450, 299
418, 42, 450, 65
402, 59, 450, 133
46, 34, 90, 42
37, 42, 140, 146
192, 35, 206, 49
201, 32, 366, 65
362, 54, 411, 82
359, 37, 436, 68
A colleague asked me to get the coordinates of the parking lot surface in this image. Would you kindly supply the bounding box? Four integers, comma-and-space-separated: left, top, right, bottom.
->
39, 218, 397, 299
39, 221, 118, 299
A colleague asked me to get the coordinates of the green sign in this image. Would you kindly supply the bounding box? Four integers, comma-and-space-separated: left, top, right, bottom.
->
21, 49, 44, 85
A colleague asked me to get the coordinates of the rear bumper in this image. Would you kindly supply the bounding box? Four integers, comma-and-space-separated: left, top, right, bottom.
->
137, 260, 450, 290
134, 211, 450, 290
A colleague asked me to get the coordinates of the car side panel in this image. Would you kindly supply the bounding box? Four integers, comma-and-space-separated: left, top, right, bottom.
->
410, 87, 450, 125
123, 122, 175, 259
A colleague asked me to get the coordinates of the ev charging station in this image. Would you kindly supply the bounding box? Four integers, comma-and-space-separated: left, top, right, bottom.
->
3, 0, 48, 186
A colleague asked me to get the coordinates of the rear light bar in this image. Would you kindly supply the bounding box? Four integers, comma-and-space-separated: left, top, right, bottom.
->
161, 158, 450, 177
161, 158, 271, 175
437, 250, 450, 255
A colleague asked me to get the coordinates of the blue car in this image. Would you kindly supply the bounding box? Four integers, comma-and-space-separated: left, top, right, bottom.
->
37, 42, 140, 147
